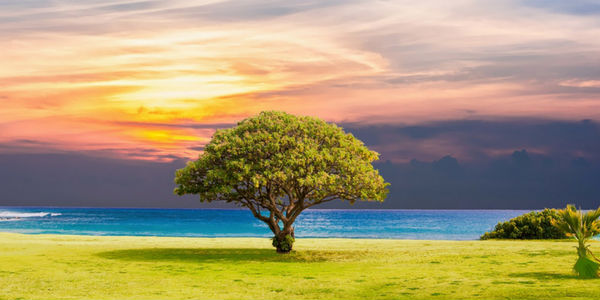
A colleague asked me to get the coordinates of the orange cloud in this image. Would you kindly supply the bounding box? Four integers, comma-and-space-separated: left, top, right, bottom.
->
1, 0, 600, 161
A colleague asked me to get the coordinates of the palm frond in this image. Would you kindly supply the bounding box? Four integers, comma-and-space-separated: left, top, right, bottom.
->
555, 204, 600, 278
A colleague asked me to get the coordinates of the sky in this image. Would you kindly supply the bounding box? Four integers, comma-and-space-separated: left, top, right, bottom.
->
1, 0, 600, 208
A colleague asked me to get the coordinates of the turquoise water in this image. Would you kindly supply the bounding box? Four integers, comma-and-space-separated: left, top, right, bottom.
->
0, 207, 528, 240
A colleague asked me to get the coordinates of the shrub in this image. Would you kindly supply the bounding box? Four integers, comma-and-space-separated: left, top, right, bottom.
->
553, 205, 600, 278
272, 235, 295, 253
481, 209, 567, 240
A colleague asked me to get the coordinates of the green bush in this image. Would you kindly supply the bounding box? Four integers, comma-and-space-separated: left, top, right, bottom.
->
481, 209, 567, 240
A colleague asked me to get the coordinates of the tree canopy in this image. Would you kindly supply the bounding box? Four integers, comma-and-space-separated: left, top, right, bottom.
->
174, 111, 389, 252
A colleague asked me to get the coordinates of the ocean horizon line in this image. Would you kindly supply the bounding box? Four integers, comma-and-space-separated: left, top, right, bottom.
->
0, 206, 540, 211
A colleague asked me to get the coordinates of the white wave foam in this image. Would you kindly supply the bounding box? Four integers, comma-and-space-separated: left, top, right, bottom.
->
0, 211, 62, 218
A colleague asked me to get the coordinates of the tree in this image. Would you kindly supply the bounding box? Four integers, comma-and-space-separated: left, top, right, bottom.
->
174, 111, 389, 253
552, 205, 600, 278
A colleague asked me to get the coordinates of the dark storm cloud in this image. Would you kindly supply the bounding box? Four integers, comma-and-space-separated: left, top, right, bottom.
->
1, 119, 599, 209
331, 119, 600, 209
0, 139, 60, 153
0, 152, 208, 208
0, 139, 193, 162
343, 119, 600, 163
347, 150, 600, 210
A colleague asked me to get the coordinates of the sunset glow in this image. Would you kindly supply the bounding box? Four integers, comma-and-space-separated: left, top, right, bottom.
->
2, 0, 600, 161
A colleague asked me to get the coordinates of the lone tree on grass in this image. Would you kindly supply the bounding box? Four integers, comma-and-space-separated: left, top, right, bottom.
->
553, 205, 600, 278
174, 111, 389, 253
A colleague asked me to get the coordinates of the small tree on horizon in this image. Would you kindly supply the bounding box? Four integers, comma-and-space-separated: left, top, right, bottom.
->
174, 111, 389, 253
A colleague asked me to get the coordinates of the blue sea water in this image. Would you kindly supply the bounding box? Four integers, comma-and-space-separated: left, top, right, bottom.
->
0, 207, 529, 240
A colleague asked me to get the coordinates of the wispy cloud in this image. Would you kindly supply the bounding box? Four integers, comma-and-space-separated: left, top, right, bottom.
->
1, 0, 599, 161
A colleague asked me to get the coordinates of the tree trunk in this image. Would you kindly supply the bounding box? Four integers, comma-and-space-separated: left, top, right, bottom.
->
577, 240, 587, 258
272, 227, 295, 253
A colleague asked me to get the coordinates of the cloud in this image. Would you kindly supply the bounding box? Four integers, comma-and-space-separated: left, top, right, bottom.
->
113, 121, 235, 129
0, 152, 202, 208
2, 148, 599, 209
3, 0, 600, 208
1, 0, 600, 162
140, 0, 357, 22
2, 116, 600, 209
559, 79, 600, 88
344, 119, 600, 163
522, 0, 600, 15
359, 150, 600, 209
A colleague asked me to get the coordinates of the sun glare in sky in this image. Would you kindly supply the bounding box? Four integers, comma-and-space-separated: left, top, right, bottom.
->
2, 0, 600, 161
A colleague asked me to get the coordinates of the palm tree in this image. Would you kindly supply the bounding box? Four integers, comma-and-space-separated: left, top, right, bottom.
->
553, 205, 600, 278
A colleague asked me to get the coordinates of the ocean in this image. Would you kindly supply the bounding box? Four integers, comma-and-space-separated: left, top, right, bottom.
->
0, 207, 529, 240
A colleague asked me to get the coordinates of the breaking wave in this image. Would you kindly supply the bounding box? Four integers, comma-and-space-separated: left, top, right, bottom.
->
0, 211, 62, 218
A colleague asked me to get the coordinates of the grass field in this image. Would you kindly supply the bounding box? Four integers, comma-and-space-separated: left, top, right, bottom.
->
0, 233, 598, 299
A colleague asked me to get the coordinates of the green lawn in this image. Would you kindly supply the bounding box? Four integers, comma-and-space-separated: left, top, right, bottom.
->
0, 233, 598, 299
